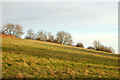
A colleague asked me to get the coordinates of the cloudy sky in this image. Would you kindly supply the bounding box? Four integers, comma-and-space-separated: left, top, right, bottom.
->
2, 1, 118, 53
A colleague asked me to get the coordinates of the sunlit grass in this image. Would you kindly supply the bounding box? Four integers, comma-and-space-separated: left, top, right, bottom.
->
2, 37, 119, 78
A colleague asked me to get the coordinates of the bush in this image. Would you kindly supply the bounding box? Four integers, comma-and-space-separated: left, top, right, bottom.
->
87, 46, 95, 50
76, 42, 84, 48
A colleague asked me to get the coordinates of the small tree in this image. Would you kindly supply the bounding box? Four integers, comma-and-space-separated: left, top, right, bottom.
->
25, 29, 35, 40
36, 31, 48, 41
76, 42, 84, 48
36, 30, 44, 41
93, 40, 101, 51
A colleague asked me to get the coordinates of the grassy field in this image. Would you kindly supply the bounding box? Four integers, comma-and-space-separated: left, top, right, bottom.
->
2, 37, 120, 78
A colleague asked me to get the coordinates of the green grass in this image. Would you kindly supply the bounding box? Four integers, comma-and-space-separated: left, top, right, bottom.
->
2, 37, 119, 78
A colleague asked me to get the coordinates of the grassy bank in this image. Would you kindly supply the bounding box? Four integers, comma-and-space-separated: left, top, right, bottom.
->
2, 37, 119, 78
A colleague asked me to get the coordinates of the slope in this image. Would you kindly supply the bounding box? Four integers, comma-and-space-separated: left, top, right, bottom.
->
2, 37, 119, 78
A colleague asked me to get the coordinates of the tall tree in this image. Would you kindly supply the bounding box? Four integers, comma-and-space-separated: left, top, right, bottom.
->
56, 31, 73, 45
2, 23, 15, 35
93, 40, 101, 51
1, 23, 23, 38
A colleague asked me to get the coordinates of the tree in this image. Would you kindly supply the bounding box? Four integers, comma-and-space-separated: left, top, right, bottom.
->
36, 31, 48, 41
93, 40, 101, 51
14, 24, 24, 38
2, 23, 15, 35
56, 31, 73, 45
47, 32, 54, 42
42, 32, 47, 41
1, 23, 23, 38
76, 42, 84, 48
36, 30, 44, 41
25, 29, 35, 40
99, 45, 105, 51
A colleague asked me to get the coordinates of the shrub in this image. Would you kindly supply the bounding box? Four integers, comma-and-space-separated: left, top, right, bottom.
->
87, 46, 95, 50
76, 42, 84, 48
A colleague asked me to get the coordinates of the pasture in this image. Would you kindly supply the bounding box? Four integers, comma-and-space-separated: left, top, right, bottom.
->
2, 37, 119, 78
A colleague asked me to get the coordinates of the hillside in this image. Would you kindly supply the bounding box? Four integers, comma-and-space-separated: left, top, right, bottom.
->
2, 37, 119, 78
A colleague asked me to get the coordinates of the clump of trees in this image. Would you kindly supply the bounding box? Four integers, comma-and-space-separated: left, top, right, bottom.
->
25, 29, 73, 45
76, 40, 115, 53
1, 23, 23, 38
1, 23, 115, 53
92, 40, 115, 53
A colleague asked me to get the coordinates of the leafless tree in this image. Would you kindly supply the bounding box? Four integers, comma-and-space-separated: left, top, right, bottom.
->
36, 30, 48, 41
14, 24, 24, 38
42, 32, 47, 41
93, 40, 101, 51
1, 23, 23, 38
47, 32, 54, 42
36, 30, 44, 41
2, 23, 15, 35
56, 31, 73, 45
25, 29, 35, 40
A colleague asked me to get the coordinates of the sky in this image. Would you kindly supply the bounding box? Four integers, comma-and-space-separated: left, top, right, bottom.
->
1, 1, 118, 53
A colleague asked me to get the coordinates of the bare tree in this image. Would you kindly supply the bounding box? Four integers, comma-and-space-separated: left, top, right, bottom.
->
47, 32, 54, 42
93, 40, 101, 51
36, 30, 44, 41
42, 32, 47, 41
2, 23, 15, 35
25, 29, 35, 40
1, 23, 23, 38
14, 24, 24, 38
36, 30, 48, 41
56, 31, 73, 45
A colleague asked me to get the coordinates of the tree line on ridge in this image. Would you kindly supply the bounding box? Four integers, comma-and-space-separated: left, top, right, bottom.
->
1, 23, 115, 53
